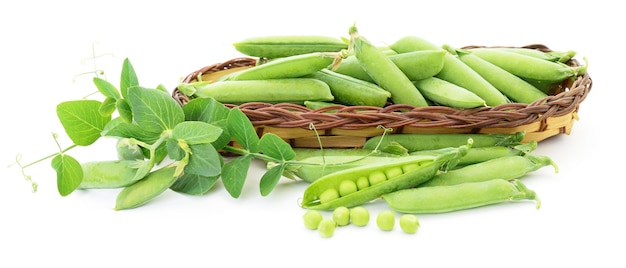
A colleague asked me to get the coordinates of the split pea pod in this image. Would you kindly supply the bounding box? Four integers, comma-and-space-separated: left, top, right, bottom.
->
233, 35, 348, 58
412, 77, 486, 108
306, 69, 391, 107
390, 36, 509, 106
455, 48, 548, 104
301, 145, 469, 210
383, 179, 540, 214
226, 52, 339, 81
350, 26, 429, 107
363, 132, 525, 153
469, 48, 587, 82
420, 154, 558, 187
182, 78, 334, 104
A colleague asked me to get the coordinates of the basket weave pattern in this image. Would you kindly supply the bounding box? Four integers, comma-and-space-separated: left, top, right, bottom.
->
172, 45, 592, 147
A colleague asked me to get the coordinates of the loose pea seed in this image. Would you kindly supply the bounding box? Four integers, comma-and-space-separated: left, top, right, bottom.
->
350, 206, 370, 227
319, 188, 340, 204
399, 214, 420, 234
377, 210, 396, 231
339, 180, 358, 197
317, 218, 336, 238
333, 206, 351, 226
369, 171, 387, 185
356, 176, 370, 190
302, 210, 323, 230
384, 166, 404, 179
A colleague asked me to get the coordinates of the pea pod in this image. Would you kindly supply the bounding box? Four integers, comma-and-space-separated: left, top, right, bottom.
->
382, 179, 540, 214
300, 144, 469, 210
363, 132, 524, 153
390, 36, 509, 106
233, 35, 348, 58
306, 69, 391, 107
115, 165, 178, 210
412, 77, 487, 108
334, 50, 446, 82
470, 47, 576, 63
350, 26, 429, 107
226, 52, 339, 81
78, 160, 141, 189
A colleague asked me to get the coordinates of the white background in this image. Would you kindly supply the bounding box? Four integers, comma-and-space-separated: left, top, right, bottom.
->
1, 0, 623, 267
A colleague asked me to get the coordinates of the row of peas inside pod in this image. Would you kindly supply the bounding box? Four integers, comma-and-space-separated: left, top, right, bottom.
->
176, 24, 587, 110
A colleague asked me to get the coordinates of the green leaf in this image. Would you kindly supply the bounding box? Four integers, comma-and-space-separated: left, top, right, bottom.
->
128, 87, 184, 134
101, 117, 161, 142
172, 121, 223, 145
185, 143, 222, 177
166, 138, 185, 161
99, 97, 118, 117
258, 133, 295, 161
116, 99, 133, 123
259, 163, 285, 196
183, 97, 230, 123
170, 173, 219, 195
56, 100, 111, 146
93, 77, 121, 100
221, 155, 252, 198
227, 108, 259, 153
51, 154, 83, 196
120, 58, 139, 100
115, 166, 178, 210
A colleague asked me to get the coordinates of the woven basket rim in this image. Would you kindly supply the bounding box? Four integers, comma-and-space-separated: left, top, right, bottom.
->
171, 44, 592, 131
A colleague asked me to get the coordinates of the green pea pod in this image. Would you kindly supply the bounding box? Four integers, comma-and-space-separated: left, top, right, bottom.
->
300, 144, 469, 210
412, 77, 487, 108
363, 132, 524, 153
410, 144, 535, 167
306, 69, 391, 107
420, 154, 558, 187
227, 52, 338, 81
383, 179, 540, 214
115, 165, 178, 210
233, 35, 348, 58
291, 155, 404, 183
78, 160, 141, 189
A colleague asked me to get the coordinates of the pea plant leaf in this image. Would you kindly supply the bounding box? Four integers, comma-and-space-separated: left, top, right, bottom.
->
184, 143, 222, 177
99, 97, 118, 117
170, 173, 220, 195
258, 133, 295, 161
101, 117, 161, 143
93, 77, 121, 100
127, 87, 184, 134
51, 154, 83, 196
227, 107, 259, 153
56, 100, 111, 146
116, 99, 133, 123
221, 155, 253, 198
183, 98, 232, 149
120, 58, 139, 100
172, 121, 223, 145
259, 163, 285, 196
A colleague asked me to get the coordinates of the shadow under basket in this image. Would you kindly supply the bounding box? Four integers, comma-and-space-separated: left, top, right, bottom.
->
172, 45, 592, 149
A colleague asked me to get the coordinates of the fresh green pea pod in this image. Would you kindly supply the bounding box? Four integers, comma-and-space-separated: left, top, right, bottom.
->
363, 132, 524, 153
420, 154, 558, 187
291, 155, 405, 183
115, 165, 178, 210
184, 78, 334, 104
303, 100, 340, 110
78, 160, 142, 189
334, 50, 446, 83
226, 52, 338, 81
382, 179, 540, 214
233, 35, 348, 58
409, 143, 535, 167
350, 26, 429, 107
469, 47, 576, 63
469, 48, 587, 82
412, 77, 486, 108
306, 69, 390, 107
390, 36, 509, 106
456, 49, 548, 104
301, 144, 469, 210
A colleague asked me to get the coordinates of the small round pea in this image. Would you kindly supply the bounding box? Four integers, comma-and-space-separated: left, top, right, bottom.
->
376, 210, 396, 231
333, 206, 351, 226
338, 180, 358, 197
384, 166, 404, 179
350, 206, 370, 227
399, 214, 420, 234
369, 171, 387, 185
317, 218, 336, 238
319, 188, 340, 204
402, 163, 420, 173
302, 210, 323, 230
356, 176, 370, 190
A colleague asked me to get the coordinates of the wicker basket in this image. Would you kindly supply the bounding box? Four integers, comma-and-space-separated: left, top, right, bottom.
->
172, 44, 592, 148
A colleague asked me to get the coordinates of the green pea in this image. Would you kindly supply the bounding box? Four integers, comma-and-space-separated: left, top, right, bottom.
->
317, 218, 336, 238
302, 210, 323, 230
377, 210, 396, 231
350, 206, 370, 227
399, 214, 420, 234
356, 176, 370, 190
368, 171, 387, 185
384, 166, 404, 179
402, 163, 420, 173
339, 180, 358, 197
333, 206, 351, 226
319, 188, 340, 204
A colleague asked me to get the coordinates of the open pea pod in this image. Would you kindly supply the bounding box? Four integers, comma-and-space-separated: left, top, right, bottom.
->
300, 144, 469, 210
